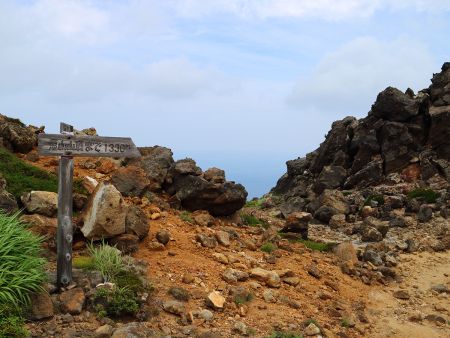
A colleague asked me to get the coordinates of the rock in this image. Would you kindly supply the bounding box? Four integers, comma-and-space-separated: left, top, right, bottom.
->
20, 214, 57, 249
168, 287, 190, 301
222, 268, 249, 284
329, 214, 346, 228
215, 231, 230, 246
364, 216, 389, 236
97, 159, 118, 174
111, 323, 149, 338
333, 242, 358, 264
283, 277, 300, 286
250, 268, 280, 288
314, 190, 349, 223
362, 249, 383, 266
110, 234, 139, 253
306, 264, 321, 279
424, 314, 447, 324
344, 159, 384, 189
163, 300, 185, 316
59, 288, 85, 315
95, 324, 114, 338
124, 205, 149, 239
197, 309, 214, 321
360, 226, 383, 242
428, 105, 450, 160
29, 291, 54, 320
169, 175, 247, 216
156, 230, 171, 245
21, 191, 58, 217
393, 290, 410, 300
129, 146, 174, 191
82, 176, 98, 193
111, 166, 150, 197
195, 234, 218, 248
233, 321, 249, 336
313, 165, 347, 193
430, 284, 449, 293
389, 216, 406, 228
81, 182, 127, 240
0, 115, 37, 153
147, 241, 165, 251
304, 322, 321, 336
206, 291, 225, 309
203, 167, 225, 184
417, 204, 433, 223
73, 193, 87, 211
370, 86, 423, 122
212, 252, 229, 264
0, 188, 18, 214
171, 158, 202, 176
182, 273, 195, 284
281, 212, 311, 239
192, 210, 215, 227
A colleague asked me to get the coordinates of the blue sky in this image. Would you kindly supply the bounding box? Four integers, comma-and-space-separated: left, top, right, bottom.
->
1, 1, 449, 197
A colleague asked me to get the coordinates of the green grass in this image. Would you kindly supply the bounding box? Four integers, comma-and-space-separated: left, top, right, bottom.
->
260, 242, 276, 253
0, 305, 28, 338
88, 241, 124, 282
245, 198, 266, 208
73, 256, 96, 270
407, 188, 440, 203
300, 240, 331, 252
241, 213, 269, 228
93, 286, 139, 318
341, 318, 351, 328
180, 211, 193, 223
0, 211, 46, 308
0, 147, 87, 199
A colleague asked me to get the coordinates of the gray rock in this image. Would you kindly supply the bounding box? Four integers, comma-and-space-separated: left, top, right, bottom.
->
168, 287, 190, 301
162, 300, 185, 316
195, 234, 218, 248
313, 165, 347, 193
418, 204, 433, 223
362, 249, 383, 266
156, 230, 171, 245
125, 205, 149, 239
21, 191, 58, 217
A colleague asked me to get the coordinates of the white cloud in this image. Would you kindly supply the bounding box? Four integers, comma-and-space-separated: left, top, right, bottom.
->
287, 37, 436, 115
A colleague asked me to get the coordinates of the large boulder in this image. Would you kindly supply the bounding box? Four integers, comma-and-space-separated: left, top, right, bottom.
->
0, 114, 38, 153
81, 182, 127, 240
21, 191, 58, 217
129, 146, 174, 191
429, 63, 450, 106
344, 159, 383, 189
170, 175, 247, 216
428, 105, 450, 160
313, 165, 347, 193
370, 87, 424, 122
111, 165, 150, 197
313, 189, 349, 223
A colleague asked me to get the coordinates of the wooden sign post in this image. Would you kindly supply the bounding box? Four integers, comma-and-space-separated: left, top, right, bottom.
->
38, 123, 140, 288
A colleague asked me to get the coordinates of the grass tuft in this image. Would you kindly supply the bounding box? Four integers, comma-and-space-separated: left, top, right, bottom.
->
0, 211, 46, 308
299, 240, 332, 252
407, 188, 440, 203
180, 211, 193, 223
73, 256, 95, 270
241, 213, 269, 228
260, 242, 276, 253
87, 241, 124, 282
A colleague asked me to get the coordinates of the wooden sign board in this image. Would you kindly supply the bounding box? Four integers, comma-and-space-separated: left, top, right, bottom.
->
38, 134, 140, 158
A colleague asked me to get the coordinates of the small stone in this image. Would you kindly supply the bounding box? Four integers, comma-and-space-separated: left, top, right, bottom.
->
156, 230, 170, 245
233, 321, 248, 335
206, 291, 225, 309
306, 264, 321, 279
304, 322, 321, 336
163, 300, 185, 316
197, 309, 214, 321
424, 314, 446, 324
431, 284, 449, 294
393, 290, 410, 300
212, 253, 229, 264
182, 273, 195, 284
263, 289, 276, 303
148, 241, 165, 251
151, 212, 161, 220
215, 231, 231, 247
196, 234, 218, 248
95, 324, 113, 338
283, 277, 300, 286
59, 288, 85, 315
222, 268, 249, 284
168, 287, 190, 301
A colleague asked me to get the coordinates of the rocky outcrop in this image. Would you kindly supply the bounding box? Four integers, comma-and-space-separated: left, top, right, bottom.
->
272, 63, 450, 221
0, 114, 40, 153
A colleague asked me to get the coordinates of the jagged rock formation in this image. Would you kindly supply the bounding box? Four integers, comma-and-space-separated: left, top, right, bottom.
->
273, 63, 450, 216
0, 114, 42, 153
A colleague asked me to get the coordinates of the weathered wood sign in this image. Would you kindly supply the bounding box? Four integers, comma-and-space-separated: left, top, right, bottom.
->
38, 123, 141, 288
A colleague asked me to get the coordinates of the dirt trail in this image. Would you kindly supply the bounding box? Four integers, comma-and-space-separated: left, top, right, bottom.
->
368, 251, 450, 338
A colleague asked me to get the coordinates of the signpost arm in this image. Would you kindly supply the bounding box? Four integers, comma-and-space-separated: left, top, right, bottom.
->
56, 123, 74, 288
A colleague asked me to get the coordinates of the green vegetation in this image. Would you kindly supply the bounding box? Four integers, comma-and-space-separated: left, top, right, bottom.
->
265, 332, 303, 338
114, 270, 146, 294
0, 147, 87, 199
299, 240, 332, 252
342, 190, 352, 196
87, 241, 124, 282
180, 211, 193, 223
364, 194, 385, 206
0, 305, 28, 338
407, 188, 440, 203
341, 318, 351, 328
260, 242, 276, 253
245, 198, 266, 208
73, 256, 96, 270
0, 211, 46, 307
93, 286, 139, 318
241, 213, 269, 228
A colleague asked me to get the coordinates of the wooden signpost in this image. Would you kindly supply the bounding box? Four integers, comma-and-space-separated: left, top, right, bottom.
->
38, 123, 140, 288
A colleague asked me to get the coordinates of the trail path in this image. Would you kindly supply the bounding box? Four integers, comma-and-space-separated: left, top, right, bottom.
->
368, 251, 450, 338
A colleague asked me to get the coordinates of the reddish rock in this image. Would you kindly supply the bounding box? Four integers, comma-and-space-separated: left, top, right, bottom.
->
59, 288, 85, 315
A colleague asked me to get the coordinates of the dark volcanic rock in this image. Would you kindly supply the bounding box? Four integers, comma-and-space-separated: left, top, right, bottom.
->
171, 175, 247, 216
313, 165, 347, 193
344, 159, 383, 189
0, 114, 38, 153
111, 165, 150, 197
428, 105, 450, 160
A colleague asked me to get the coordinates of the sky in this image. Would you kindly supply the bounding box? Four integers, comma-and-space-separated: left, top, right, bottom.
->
1, 1, 450, 198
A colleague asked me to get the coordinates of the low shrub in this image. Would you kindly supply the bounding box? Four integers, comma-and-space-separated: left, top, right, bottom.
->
407, 188, 440, 203
180, 211, 193, 223
88, 241, 124, 282
0, 212, 46, 307
245, 198, 266, 208
0, 305, 28, 338
260, 242, 276, 253
241, 213, 269, 228
114, 270, 146, 294
299, 240, 332, 252
93, 286, 139, 318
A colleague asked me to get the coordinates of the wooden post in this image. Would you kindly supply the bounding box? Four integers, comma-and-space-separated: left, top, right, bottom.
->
56, 123, 74, 288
